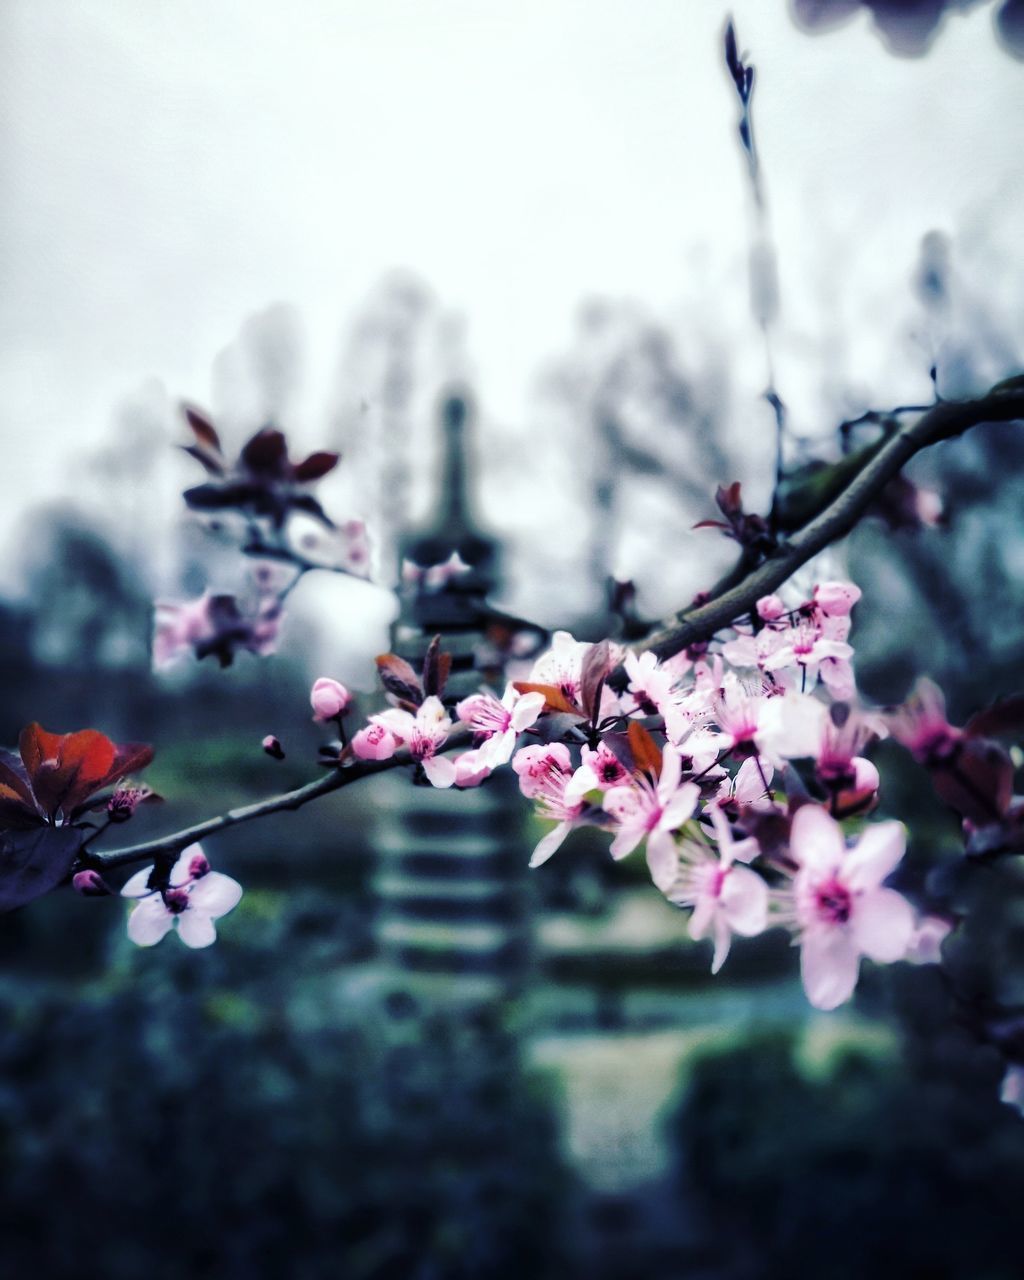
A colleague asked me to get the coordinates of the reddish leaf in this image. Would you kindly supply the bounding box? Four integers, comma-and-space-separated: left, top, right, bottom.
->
580, 640, 615, 724
181, 444, 227, 476
512, 682, 579, 716
628, 721, 663, 779
965, 694, 1024, 741
240, 428, 290, 477
293, 451, 340, 483
421, 635, 451, 699
376, 653, 423, 705
0, 825, 86, 911
182, 404, 223, 453
19, 724, 118, 819
933, 739, 1014, 825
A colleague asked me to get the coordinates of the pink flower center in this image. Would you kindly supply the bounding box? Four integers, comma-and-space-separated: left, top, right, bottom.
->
814, 877, 852, 925
164, 889, 190, 915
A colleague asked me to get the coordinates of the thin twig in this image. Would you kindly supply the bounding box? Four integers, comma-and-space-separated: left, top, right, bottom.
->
92, 726, 472, 871
639, 383, 1024, 662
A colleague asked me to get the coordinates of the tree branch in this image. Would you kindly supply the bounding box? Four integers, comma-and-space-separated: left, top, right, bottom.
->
91, 727, 472, 871
640, 383, 1024, 662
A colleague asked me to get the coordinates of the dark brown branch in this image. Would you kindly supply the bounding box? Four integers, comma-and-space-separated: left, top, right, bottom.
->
92, 726, 472, 871
640, 383, 1024, 662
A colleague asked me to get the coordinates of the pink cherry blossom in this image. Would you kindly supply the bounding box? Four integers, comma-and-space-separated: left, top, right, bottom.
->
715, 756, 775, 811
512, 743, 587, 866
666, 806, 768, 972
763, 620, 853, 688
310, 676, 352, 721
351, 723, 398, 761
456, 683, 546, 766
788, 806, 915, 1010
603, 746, 700, 890
367, 696, 456, 788
886, 677, 961, 764
813, 580, 862, 617
120, 843, 242, 949
756, 594, 786, 622
565, 741, 631, 801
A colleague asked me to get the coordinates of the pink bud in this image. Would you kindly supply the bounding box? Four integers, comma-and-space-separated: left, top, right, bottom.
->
814, 581, 862, 617
352, 724, 398, 761
756, 594, 785, 622
73, 869, 111, 897
310, 677, 353, 721
187, 851, 210, 880
262, 734, 286, 760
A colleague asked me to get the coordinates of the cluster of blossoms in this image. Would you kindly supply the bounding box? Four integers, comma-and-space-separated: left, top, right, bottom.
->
338, 579, 956, 1012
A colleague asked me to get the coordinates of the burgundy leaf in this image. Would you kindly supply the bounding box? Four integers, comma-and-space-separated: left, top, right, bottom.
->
293, 451, 341, 483
180, 444, 227, 476
182, 404, 223, 454
580, 640, 615, 724
964, 694, 1024, 741
376, 653, 423, 705
421, 635, 451, 699
933, 739, 1014, 825
0, 825, 86, 912
240, 428, 290, 478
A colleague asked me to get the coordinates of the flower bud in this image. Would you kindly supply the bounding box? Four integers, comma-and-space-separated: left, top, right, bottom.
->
756, 594, 785, 622
310, 677, 353, 722
351, 724, 398, 761
262, 734, 286, 760
814, 581, 862, 617
72, 869, 111, 897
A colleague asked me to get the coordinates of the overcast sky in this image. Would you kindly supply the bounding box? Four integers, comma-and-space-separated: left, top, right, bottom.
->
1, 0, 1021, 574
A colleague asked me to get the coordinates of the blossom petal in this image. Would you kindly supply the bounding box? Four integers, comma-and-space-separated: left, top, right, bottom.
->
851, 887, 915, 963
176, 911, 218, 948
844, 821, 906, 891
800, 927, 861, 1011
127, 898, 174, 947
688, 894, 716, 941
510, 692, 546, 731
789, 804, 846, 873
721, 865, 769, 936
659, 781, 699, 831
121, 866, 155, 898
188, 871, 243, 918
422, 755, 457, 789
645, 828, 679, 892
529, 821, 571, 868
711, 915, 732, 975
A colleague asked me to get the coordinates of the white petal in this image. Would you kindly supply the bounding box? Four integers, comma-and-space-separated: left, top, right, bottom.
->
511, 692, 546, 731
721, 866, 769, 936
127, 898, 174, 947
711, 916, 732, 975
169, 843, 205, 886
121, 866, 156, 898
565, 764, 600, 804
529, 821, 571, 868
188, 871, 243, 918
657, 746, 682, 801
176, 910, 218, 948
844, 821, 906, 890
800, 927, 861, 1011
659, 781, 699, 831
851, 887, 915, 963
645, 828, 679, 892
688, 894, 716, 940
422, 755, 456, 789
734, 756, 772, 805
789, 805, 846, 873
609, 821, 644, 861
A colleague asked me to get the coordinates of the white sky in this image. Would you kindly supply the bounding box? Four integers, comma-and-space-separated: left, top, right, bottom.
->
1, 0, 1021, 568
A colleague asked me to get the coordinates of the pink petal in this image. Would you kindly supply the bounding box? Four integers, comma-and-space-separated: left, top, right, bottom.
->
511, 692, 546, 731
851, 887, 915, 963
844, 821, 906, 890
609, 820, 645, 861
529, 821, 571, 868
657, 746, 683, 802
789, 805, 846, 873
176, 911, 218, 948
127, 898, 174, 947
169, 843, 205, 887
120, 866, 155, 899
422, 755, 457, 789
734, 756, 773, 805
721, 865, 769, 936
660, 781, 699, 831
645, 828, 679, 892
711, 915, 732, 975
687, 894, 716, 940
188, 871, 243, 918
800, 927, 861, 1010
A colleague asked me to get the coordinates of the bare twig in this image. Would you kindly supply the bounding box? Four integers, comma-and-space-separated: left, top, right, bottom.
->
91, 726, 472, 871
639, 383, 1024, 662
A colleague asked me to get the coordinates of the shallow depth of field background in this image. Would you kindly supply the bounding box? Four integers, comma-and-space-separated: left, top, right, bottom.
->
2, 3, 1024, 1277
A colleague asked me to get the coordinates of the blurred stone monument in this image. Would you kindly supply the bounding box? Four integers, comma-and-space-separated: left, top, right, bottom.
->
370, 389, 533, 1005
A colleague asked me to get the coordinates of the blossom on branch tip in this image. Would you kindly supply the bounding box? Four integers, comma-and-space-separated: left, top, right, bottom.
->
787, 806, 915, 1010
120, 844, 242, 948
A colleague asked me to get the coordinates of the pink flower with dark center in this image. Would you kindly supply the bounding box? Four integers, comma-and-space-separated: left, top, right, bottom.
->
666, 806, 767, 972
565, 742, 631, 801
512, 744, 587, 866
788, 806, 915, 1010
603, 746, 700, 890
763, 621, 853, 686
366, 696, 456, 787
886, 677, 961, 765
120, 843, 242, 949
456, 684, 546, 767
